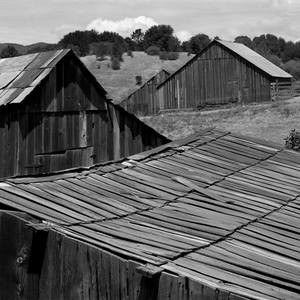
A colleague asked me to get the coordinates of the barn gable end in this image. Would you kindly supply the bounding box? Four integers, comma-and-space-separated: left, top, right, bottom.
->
119, 69, 170, 116
0, 50, 169, 179
157, 39, 292, 111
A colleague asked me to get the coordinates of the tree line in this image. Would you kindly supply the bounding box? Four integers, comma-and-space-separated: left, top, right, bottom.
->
1, 25, 300, 77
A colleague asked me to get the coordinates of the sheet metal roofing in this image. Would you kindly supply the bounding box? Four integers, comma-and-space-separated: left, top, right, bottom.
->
0, 49, 71, 106
217, 40, 292, 79
0, 49, 107, 107
1, 129, 300, 299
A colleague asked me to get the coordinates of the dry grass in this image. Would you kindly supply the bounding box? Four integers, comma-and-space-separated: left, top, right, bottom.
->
81, 51, 193, 102
141, 97, 300, 146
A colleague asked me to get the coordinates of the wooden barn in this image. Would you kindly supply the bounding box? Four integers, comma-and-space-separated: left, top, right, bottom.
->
119, 69, 170, 116
157, 39, 293, 111
0, 49, 169, 179
1, 129, 300, 299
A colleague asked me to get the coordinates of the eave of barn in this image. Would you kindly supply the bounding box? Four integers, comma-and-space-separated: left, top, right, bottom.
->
1, 129, 300, 299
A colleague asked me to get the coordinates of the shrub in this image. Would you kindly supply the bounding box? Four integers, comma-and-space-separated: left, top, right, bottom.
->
136, 75, 142, 85
167, 52, 179, 60
159, 51, 179, 60
127, 50, 133, 57
282, 59, 300, 79
159, 51, 169, 60
0, 45, 19, 58
111, 57, 120, 70
146, 46, 160, 56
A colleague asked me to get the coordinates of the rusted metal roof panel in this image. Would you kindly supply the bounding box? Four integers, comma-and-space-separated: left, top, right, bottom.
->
0, 53, 39, 72
0, 71, 20, 89
218, 40, 292, 79
8, 69, 43, 88
0, 129, 300, 298
0, 50, 71, 107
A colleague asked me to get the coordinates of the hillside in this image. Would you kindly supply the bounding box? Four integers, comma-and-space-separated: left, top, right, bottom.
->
141, 97, 300, 146
81, 51, 193, 102
0, 42, 56, 55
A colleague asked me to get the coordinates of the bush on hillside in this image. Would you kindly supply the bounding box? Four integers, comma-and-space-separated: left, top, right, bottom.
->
127, 50, 133, 57
146, 46, 160, 56
136, 75, 142, 85
159, 51, 179, 60
0, 45, 19, 58
90, 42, 113, 59
167, 52, 179, 60
111, 57, 121, 70
159, 51, 169, 60
282, 60, 300, 79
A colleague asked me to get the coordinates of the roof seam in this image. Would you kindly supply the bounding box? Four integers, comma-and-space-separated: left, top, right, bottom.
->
159, 148, 290, 262
29, 187, 197, 229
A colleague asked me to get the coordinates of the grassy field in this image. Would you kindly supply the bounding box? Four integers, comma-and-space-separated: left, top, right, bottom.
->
141, 97, 300, 146
81, 51, 193, 102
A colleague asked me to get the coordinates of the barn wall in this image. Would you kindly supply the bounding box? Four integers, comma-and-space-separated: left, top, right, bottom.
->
0, 56, 169, 179
120, 70, 169, 116
0, 211, 248, 300
158, 43, 272, 110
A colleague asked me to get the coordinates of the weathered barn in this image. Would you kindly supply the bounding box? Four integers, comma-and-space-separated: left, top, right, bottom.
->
119, 69, 170, 116
0, 50, 169, 179
1, 129, 300, 299
157, 39, 293, 111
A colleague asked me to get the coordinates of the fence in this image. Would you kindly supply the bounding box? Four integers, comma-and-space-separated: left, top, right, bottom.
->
270, 80, 294, 100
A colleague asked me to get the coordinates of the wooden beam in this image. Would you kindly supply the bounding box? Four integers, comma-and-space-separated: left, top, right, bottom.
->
111, 106, 120, 160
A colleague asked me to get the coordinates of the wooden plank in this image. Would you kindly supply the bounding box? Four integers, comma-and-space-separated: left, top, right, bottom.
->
0, 212, 40, 300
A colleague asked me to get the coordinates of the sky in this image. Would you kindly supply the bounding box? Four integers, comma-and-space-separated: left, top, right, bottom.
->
0, 0, 300, 45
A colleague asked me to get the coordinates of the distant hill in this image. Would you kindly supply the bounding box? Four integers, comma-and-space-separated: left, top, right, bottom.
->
0, 42, 57, 55
81, 51, 194, 103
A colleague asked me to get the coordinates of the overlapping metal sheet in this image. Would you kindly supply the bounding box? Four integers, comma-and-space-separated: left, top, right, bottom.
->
0, 49, 70, 106
1, 129, 300, 299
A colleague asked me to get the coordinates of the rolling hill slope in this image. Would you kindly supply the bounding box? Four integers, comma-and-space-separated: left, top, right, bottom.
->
81, 51, 193, 102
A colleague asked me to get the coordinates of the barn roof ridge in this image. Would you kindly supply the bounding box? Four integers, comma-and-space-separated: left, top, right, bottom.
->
1, 129, 300, 298
157, 39, 292, 89
0, 48, 107, 107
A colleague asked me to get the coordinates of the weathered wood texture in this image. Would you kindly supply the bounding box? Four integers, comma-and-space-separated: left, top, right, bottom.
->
0, 211, 249, 300
1, 130, 300, 299
120, 70, 169, 116
158, 42, 290, 111
0, 53, 169, 179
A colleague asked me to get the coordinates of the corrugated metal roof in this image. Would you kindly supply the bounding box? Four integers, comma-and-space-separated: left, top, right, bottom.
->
217, 40, 292, 79
1, 129, 300, 299
0, 49, 70, 106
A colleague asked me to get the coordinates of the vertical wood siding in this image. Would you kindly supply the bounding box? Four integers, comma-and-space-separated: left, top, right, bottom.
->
0, 212, 248, 300
120, 70, 169, 116
0, 56, 169, 179
158, 43, 272, 111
